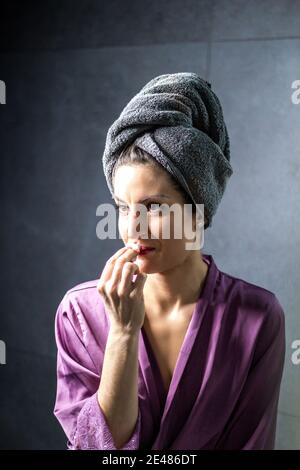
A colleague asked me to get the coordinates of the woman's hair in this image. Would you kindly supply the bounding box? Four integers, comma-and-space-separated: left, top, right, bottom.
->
111, 142, 208, 230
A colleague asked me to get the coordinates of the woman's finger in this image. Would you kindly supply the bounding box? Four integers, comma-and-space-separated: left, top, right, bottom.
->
109, 249, 138, 288
98, 246, 128, 286
118, 262, 139, 295
130, 271, 147, 297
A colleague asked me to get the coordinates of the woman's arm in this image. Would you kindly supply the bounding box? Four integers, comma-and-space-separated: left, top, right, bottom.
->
54, 295, 142, 450
97, 325, 140, 449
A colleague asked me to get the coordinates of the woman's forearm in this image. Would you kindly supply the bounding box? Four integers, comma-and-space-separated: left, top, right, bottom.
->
97, 326, 140, 449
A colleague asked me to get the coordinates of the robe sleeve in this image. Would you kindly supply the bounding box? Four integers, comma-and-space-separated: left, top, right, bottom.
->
53, 294, 141, 450
216, 294, 286, 450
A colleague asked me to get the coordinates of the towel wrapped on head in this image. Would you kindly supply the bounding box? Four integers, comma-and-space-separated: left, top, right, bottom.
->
102, 72, 233, 229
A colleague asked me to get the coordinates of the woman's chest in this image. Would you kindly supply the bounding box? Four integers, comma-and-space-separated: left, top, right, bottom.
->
143, 305, 196, 393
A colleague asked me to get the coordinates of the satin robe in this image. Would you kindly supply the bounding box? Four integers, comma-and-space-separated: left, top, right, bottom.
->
53, 253, 285, 450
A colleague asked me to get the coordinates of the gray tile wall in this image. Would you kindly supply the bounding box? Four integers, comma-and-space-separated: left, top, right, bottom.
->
0, 0, 299, 450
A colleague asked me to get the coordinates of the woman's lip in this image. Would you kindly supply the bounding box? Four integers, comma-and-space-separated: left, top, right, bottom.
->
138, 247, 155, 256
134, 246, 156, 254
127, 244, 155, 252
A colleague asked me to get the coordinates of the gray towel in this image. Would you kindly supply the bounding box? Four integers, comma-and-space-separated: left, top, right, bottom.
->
102, 72, 233, 229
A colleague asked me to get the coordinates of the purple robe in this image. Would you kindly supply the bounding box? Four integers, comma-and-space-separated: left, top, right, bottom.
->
53, 253, 285, 450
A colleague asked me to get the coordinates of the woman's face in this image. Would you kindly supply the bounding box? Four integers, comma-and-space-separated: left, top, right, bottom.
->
113, 164, 202, 274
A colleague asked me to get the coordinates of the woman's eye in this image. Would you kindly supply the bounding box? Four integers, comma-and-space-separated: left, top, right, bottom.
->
113, 201, 127, 211
114, 202, 164, 214
147, 203, 162, 213
118, 205, 129, 213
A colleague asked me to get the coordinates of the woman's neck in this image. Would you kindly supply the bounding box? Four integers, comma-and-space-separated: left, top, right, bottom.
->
143, 252, 208, 319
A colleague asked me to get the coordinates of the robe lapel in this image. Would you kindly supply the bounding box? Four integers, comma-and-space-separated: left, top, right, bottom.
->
138, 254, 218, 449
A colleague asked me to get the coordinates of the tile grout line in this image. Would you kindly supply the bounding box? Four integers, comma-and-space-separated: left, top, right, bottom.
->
5, 346, 57, 362
278, 409, 300, 420
205, 0, 215, 83
212, 35, 300, 43
0, 35, 299, 55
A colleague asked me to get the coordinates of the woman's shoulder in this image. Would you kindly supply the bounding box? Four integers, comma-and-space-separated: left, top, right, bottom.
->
55, 278, 109, 342
65, 278, 99, 295
217, 265, 285, 339
59, 278, 100, 308
205, 253, 284, 321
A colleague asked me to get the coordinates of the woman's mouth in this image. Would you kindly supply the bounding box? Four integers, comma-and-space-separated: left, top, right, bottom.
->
138, 247, 155, 256
126, 243, 156, 256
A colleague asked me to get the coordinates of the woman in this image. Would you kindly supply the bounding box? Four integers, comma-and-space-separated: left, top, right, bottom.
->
54, 73, 285, 450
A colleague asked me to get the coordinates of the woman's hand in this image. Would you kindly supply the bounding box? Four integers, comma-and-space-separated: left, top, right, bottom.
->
97, 246, 147, 335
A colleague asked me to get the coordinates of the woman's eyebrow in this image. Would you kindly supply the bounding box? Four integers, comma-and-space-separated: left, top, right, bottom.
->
113, 194, 171, 203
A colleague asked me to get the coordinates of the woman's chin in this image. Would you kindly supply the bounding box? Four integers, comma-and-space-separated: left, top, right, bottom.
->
135, 257, 157, 272
135, 257, 149, 269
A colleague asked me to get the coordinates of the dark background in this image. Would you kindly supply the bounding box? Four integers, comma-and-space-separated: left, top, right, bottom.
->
0, 0, 299, 449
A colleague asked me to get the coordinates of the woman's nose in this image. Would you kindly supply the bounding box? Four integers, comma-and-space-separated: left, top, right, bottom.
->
127, 206, 148, 238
